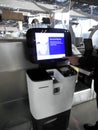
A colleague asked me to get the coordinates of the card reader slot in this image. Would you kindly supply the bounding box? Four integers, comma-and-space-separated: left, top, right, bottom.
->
47, 71, 59, 83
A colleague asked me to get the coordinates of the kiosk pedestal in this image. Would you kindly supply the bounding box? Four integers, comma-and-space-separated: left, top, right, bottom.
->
26, 66, 76, 130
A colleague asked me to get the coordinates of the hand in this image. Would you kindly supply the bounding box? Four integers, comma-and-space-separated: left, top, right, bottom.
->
66, 56, 79, 66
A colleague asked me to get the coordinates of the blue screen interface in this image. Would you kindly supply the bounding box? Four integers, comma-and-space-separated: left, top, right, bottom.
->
35, 33, 66, 60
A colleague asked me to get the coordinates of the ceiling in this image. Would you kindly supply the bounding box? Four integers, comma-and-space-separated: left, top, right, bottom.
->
72, 0, 98, 5
28, 0, 98, 6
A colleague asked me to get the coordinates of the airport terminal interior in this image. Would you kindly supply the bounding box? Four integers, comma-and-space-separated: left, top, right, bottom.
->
0, 0, 98, 130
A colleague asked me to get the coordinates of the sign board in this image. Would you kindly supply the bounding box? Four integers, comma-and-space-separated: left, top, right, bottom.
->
2, 10, 24, 21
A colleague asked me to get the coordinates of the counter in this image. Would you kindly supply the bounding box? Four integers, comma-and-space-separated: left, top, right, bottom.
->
0, 38, 38, 72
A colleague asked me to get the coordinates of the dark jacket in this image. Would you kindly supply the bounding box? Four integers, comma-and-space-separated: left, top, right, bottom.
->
79, 55, 98, 94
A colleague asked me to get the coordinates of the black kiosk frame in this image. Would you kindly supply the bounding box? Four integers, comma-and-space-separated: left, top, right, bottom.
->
26, 28, 72, 67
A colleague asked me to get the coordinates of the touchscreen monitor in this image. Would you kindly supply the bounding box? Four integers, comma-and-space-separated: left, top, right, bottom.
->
26, 28, 72, 64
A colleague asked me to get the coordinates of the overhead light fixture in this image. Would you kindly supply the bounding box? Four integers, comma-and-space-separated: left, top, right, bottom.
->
56, 0, 67, 2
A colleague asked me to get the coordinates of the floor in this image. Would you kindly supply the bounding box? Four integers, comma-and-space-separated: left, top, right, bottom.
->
0, 99, 98, 130
68, 99, 98, 130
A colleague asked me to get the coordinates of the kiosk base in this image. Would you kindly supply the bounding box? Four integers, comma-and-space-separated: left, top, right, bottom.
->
32, 110, 70, 130
26, 67, 76, 130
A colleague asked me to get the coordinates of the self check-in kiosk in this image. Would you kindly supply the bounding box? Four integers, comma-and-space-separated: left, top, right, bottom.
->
26, 28, 77, 130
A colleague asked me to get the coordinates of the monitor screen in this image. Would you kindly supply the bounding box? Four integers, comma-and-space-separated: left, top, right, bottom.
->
35, 32, 66, 61
26, 28, 72, 64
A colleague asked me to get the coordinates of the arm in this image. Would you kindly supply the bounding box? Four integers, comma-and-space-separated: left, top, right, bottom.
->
66, 56, 79, 66
67, 55, 95, 70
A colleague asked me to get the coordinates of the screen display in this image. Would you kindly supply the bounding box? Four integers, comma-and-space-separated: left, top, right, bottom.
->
35, 33, 66, 61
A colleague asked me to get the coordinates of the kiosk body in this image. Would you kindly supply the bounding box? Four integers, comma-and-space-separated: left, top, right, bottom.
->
26, 28, 77, 130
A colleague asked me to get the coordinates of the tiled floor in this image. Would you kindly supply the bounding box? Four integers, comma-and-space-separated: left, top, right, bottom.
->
0, 99, 98, 130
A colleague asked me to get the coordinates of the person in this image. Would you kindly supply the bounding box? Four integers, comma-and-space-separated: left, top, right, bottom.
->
67, 55, 98, 130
